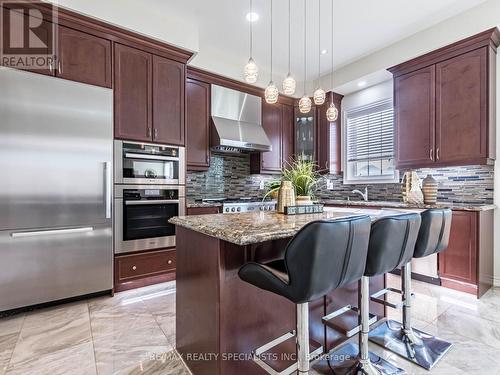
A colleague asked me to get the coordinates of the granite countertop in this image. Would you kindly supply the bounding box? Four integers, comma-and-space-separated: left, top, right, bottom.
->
320, 199, 496, 212
170, 207, 408, 246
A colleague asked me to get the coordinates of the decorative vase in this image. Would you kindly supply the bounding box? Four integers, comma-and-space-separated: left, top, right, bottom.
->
296, 195, 313, 206
401, 171, 424, 204
422, 174, 438, 205
277, 181, 295, 213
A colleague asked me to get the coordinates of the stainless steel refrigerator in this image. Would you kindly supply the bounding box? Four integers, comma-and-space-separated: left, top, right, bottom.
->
0, 67, 113, 312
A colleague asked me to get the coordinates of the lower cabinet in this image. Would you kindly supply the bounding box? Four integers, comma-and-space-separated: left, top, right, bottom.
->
114, 248, 176, 292
439, 209, 493, 298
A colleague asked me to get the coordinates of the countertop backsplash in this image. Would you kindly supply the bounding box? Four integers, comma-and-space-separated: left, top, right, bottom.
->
187, 154, 494, 206
186, 153, 275, 201
316, 165, 494, 205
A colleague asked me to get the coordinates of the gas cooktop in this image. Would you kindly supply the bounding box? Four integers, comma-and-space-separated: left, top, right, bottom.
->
196, 197, 277, 213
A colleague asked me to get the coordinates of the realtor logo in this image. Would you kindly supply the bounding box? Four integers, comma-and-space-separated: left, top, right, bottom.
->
1, 1, 58, 70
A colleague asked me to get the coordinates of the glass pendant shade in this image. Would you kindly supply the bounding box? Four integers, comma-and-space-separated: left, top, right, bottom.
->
282, 73, 296, 95
244, 58, 259, 83
298, 95, 312, 113
326, 102, 339, 122
313, 87, 326, 105
265, 81, 279, 104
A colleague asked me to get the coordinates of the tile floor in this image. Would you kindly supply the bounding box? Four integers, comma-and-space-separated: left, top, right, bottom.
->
0, 275, 499, 374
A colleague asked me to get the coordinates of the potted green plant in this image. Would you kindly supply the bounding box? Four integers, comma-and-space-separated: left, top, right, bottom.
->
282, 158, 320, 205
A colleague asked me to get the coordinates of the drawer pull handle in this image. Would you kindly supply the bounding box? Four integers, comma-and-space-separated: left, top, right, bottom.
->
132, 266, 137, 271
167, 260, 173, 265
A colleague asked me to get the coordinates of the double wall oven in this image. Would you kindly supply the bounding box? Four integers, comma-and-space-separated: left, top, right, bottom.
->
114, 141, 185, 254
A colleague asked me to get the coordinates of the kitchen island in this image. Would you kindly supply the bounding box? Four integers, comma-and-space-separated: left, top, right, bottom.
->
170, 208, 404, 375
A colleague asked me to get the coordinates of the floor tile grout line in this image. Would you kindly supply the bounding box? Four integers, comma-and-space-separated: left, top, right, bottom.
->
4, 314, 26, 373
86, 300, 100, 375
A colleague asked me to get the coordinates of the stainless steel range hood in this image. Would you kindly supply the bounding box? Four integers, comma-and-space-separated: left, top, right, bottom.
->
211, 85, 271, 153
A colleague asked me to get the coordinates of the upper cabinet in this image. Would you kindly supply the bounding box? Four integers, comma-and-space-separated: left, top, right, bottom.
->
114, 45, 186, 145
316, 93, 343, 173
250, 102, 293, 174
186, 78, 211, 170
394, 66, 436, 168
152, 56, 185, 145
390, 28, 500, 169
114, 43, 153, 143
58, 26, 112, 88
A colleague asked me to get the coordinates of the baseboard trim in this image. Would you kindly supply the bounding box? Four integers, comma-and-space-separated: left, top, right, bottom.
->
493, 276, 500, 287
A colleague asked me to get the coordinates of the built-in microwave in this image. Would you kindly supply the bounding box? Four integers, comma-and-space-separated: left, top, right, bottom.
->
114, 140, 185, 185
114, 185, 186, 254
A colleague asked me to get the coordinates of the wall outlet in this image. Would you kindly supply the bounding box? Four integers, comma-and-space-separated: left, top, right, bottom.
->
326, 179, 334, 190
259, 180, 265, 190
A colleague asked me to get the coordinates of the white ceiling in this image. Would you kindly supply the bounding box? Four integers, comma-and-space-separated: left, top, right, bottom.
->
52, 0, 488, 95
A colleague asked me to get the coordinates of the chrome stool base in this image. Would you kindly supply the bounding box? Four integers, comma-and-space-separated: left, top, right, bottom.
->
369, 320, 452, 370
312, 343, 405, 375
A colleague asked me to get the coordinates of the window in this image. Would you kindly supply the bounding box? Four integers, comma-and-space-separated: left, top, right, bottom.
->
343, 99, 398, 184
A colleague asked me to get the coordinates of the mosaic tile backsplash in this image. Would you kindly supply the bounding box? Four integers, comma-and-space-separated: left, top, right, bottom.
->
186, 154, 494, 205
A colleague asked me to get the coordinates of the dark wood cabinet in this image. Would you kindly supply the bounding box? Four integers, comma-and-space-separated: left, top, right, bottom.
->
250, 102, 294, 174
152, 55, 185, 145
439, 209, 494, 298
186, 79, 211, 170
261, 102, 283, 173
58, 26, 112, 87
436, 48, 488, 164
114, 248, 176, 292
114, 43, 152, 142
394, 66, 435, 168
390, 29, 499, 169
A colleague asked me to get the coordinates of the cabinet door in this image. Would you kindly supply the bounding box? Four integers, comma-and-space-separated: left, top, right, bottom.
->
114, 44, 152, 142
439, 211, 477, 285
152, 55, 185, 145
261, 102, 282, 173
394, 66, 435, 168
58, 26, 112, 87
436, 48, 487, 164
295, 107, 317, 162
281, 104, 294, 167
186, 79, 210, 170
316, 95, 342, 173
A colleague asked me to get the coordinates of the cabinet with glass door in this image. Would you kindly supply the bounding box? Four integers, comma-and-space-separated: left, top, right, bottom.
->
294, 107, 316, 162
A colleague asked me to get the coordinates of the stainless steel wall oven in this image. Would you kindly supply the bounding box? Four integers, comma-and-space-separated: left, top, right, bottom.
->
114, 185, 185, 254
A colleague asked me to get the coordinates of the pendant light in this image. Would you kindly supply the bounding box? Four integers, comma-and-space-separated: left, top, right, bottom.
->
265, 0, 279, 104
326, 0, 338, 122
282, 0, 296, 95
299, 0, 312, 113
313, 0, 326, 105
244, 0, 259, 84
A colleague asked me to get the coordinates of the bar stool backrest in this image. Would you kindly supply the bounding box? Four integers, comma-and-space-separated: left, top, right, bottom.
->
365, 213, 421, 277
284, 215, 371, 303
413, 209, 452, 259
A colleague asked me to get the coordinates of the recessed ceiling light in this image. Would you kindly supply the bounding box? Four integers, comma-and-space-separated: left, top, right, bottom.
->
358, 81, 367, 87
246, 12, 259, 22
321, 49, 328, 55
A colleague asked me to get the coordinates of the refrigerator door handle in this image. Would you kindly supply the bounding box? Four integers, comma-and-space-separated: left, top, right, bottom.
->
11, 227, 94, 238
104, 162, 112, 219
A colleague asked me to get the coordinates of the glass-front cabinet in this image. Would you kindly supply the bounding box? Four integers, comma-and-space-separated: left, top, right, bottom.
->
294, 107, 316, 162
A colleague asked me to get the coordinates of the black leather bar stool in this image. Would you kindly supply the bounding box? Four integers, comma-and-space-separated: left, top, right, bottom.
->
318, 213, 421, 375
369, 209, 453, 370
238, 216, 372, 374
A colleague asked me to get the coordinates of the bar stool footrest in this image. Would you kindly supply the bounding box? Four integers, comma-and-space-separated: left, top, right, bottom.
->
370, 287, 406, 309
252, 331, 323, 375
322, 306, 377, 338
369, 319, 453, 370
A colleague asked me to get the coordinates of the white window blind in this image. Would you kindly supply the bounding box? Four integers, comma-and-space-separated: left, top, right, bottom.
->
344, 99, 398, 183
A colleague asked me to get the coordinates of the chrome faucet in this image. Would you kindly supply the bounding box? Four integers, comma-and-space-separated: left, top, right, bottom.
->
352, 187, 368, 202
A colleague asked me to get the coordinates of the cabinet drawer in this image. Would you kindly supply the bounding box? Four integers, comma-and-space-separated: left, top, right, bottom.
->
115, 249, 176, 282
187, 207, 220, 215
